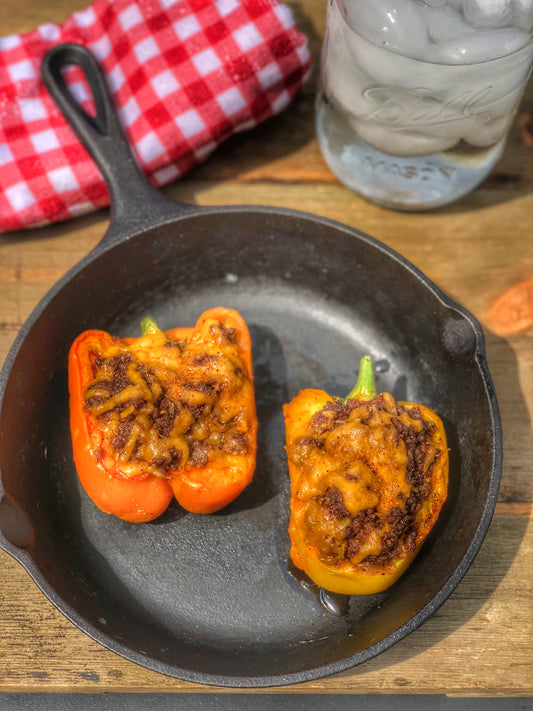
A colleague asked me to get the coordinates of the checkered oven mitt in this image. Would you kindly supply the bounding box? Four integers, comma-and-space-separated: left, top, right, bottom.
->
0, 0, 312, 232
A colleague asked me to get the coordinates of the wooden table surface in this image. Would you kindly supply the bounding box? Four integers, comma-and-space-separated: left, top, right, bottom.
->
1, 0, 532, 698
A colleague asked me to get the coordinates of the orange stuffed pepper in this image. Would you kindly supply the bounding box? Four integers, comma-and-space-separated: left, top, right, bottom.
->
69, 307, 257, 522
283, 356, 448, 595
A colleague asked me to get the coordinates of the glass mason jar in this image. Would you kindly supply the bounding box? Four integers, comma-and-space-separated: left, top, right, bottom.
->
316, 0, 533, 211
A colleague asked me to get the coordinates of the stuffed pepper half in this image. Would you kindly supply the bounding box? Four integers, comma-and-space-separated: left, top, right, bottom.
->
283, 356, 448, 595
69, 307, 256, 522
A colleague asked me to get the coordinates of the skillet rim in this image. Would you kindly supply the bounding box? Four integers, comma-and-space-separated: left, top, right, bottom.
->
0, 204, 502, 687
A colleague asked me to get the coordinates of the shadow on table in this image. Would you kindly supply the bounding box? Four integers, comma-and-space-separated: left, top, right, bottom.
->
0, 693, 531, 711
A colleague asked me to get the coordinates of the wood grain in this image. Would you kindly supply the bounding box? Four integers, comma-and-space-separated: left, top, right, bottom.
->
1, 0, 532, 697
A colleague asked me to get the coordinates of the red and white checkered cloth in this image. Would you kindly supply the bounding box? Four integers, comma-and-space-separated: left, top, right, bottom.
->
0, 0, 311, 232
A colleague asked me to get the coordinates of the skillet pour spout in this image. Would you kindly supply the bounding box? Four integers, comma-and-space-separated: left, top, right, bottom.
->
0, 44, 502, 687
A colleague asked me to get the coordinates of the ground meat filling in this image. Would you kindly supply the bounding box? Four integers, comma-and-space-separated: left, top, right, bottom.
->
290, 394, 441, 569
319, 486, 350, 520
83, 321, 250, 478
344, 508, 381, 561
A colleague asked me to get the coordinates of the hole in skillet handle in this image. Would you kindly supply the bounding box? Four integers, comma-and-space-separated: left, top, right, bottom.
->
40, 43, 196, 241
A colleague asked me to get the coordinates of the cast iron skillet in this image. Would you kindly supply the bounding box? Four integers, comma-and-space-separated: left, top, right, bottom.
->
0, 44, 502, 687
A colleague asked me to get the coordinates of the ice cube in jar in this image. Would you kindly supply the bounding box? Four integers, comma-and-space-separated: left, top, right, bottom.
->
339, 0, 430, 59
513, 0, 533, 31
322, 14, 374, 118
463, 0, 514, 28
432, 25, 530, 63
415, 3, 477, 44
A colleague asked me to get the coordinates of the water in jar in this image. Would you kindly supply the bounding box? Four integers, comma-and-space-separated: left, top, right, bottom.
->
316, 0, 533, 210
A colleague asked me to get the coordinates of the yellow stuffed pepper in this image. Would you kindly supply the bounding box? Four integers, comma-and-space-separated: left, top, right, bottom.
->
283, 356, 448, 595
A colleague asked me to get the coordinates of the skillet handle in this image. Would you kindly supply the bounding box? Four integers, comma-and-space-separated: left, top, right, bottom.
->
41, 43, 196, 240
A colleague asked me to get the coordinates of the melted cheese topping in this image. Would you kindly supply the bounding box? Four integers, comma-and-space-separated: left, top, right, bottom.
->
84, 319, 253, 480
287, 394, 441, 569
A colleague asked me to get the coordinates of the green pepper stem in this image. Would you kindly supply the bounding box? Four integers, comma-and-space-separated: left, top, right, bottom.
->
140, 316, 161, 336
343, 355, 378, 403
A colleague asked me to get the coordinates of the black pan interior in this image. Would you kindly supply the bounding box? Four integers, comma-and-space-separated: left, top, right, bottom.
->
0, 207, 499, 686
